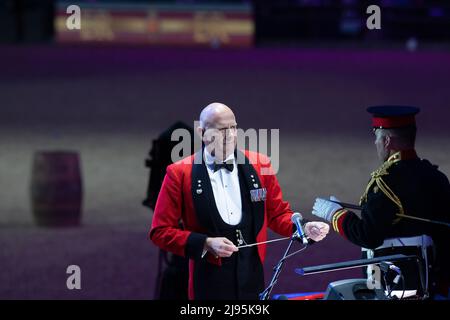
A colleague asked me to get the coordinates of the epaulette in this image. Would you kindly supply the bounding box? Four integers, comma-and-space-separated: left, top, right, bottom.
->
360, 152, 404, 224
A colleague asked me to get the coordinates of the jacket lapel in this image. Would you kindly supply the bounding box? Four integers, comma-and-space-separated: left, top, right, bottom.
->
191, 150, 220, 236
235, 150, 265, 237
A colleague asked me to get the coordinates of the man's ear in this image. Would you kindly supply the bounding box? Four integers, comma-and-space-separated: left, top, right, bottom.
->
196, 126, 204, 138
384, 134, 392, 149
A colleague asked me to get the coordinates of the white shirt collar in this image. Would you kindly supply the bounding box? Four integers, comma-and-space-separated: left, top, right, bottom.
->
204, 148, 235, 166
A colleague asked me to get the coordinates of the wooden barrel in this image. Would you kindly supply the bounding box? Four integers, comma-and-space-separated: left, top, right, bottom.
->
31, 151, 83, 227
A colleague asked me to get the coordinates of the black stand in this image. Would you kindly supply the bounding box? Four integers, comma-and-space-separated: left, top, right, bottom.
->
259, 234, 305, 300
296, 254, 428, 300
295, 254, 417, 276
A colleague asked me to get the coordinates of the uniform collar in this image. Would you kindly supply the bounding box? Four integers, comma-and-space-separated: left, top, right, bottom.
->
387, 149, 418, 163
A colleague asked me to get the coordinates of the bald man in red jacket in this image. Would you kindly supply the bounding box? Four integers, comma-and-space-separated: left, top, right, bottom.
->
150, 103, 329, 300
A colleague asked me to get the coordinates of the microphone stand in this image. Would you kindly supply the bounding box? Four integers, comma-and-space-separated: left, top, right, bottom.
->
259, 233, 305, 300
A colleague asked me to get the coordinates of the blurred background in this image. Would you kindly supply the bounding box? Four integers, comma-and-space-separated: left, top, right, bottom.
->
0, 0, 449, 299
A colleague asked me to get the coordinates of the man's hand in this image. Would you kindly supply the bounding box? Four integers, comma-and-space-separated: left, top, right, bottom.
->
304, 221, 330, 242
204, 237, 238, 258
312, 196, 343, 222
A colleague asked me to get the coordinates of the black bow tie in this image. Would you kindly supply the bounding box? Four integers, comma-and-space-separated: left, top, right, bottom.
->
213, 161, 234, 172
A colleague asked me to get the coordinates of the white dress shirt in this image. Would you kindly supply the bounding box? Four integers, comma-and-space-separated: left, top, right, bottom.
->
204, 149, 242, 225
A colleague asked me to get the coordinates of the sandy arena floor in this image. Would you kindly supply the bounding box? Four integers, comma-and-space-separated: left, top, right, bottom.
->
0, 46, 449, 299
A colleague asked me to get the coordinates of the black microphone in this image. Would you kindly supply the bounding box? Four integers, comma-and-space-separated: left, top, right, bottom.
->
380, 261, 402, 290
291, 212, 309, 245
380, 261, 401, 274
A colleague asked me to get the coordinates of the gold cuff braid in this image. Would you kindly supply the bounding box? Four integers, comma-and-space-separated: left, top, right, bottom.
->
332, 209, 348, 232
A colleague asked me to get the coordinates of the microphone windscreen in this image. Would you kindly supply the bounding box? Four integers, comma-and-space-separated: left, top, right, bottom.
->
291, 212, 303, 223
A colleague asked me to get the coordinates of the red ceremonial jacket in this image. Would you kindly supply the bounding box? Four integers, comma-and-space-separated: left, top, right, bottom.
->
149, 149, 294, 299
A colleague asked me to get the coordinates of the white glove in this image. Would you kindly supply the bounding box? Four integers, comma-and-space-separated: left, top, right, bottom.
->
304, 221, 330, 242
312, 196, 343, 222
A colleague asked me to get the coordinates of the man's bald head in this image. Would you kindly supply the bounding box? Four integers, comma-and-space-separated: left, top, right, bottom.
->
199, 102, 236, 129
197, 102, 238, 161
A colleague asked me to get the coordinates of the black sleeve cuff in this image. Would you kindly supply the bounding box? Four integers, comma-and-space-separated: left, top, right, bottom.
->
185, 232, 208, 260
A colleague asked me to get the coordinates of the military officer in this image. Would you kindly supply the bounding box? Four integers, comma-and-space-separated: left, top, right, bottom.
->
312, 105, 450, 299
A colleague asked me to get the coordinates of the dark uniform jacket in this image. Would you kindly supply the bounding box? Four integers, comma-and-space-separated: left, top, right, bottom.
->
332, 150, 450, 296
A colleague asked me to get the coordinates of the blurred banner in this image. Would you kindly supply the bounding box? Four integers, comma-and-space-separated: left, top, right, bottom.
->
255, 1, 450, 44
55, 1, 254, 47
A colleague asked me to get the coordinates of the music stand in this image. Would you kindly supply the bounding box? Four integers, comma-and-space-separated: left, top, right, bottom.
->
295, 254, 428, 299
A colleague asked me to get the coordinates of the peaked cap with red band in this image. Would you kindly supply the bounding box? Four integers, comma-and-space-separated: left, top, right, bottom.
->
367, 105, 420, 129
